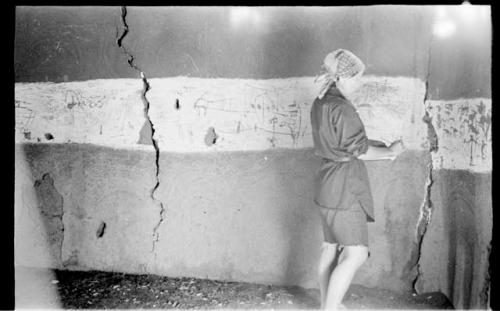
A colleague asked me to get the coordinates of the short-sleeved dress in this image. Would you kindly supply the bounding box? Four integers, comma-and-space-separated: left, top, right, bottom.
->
310, 86, 375, 247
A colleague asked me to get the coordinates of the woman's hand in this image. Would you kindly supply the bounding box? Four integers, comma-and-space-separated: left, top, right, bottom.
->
389, 140, 405, 157
358, 139, 405, 161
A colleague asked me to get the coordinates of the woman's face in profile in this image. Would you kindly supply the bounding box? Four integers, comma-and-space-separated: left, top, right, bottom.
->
337, 72, 363, 97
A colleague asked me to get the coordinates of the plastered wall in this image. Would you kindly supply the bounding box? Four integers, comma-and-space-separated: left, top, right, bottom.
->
14, 6, 492, 309
14, 76, 427, 151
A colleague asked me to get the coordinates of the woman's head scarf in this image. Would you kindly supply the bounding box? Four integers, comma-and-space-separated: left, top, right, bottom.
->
315, 49, 365, 99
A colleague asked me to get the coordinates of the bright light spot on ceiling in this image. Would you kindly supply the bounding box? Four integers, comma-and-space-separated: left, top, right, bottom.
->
433, 6, 456, 39
433, 18, 457, 38
229, 7, 263, 29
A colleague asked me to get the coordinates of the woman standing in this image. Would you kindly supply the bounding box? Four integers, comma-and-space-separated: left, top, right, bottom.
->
310, 49, 404, 310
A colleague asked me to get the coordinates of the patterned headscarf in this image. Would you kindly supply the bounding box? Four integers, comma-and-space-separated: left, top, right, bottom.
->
315, 49, 365, 99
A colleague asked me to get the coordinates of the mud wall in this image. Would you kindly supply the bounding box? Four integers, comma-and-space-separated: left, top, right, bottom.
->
14, 6, 491, 309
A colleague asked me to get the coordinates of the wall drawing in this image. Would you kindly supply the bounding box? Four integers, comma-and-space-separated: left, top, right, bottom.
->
147, 76, 427, 152
15, 80, 145, 147
65, 89, 106, 109
15, 99, 36, 136
426, 99, 492, 171
16, 76, 429, 154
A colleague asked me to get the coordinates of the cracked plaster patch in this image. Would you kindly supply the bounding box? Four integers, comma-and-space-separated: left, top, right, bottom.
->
34, 173, 65, 265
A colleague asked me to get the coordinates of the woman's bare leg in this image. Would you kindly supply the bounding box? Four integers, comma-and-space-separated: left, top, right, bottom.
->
318, 242, 338, 308
324, 245, 368, 310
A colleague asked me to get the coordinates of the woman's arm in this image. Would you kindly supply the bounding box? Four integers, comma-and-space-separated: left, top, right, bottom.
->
357, 140, 404, 161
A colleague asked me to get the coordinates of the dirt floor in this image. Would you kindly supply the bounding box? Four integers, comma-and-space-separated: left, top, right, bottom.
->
15, 267, 454, 309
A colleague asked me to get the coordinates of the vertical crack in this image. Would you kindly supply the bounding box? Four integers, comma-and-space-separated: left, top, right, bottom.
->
411, 156, 434, 291
117, 6, 165, 254
412, 26, 439, 291
60, 196, 65, 267
117, 6, 140, 72
481, 242, 492, 307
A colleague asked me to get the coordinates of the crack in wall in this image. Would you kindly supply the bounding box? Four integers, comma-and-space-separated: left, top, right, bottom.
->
60, 194, 65, 267
481, 242, 492, 307
411, 30, 439, 290
117, 6, 140, 72
117, 6, 165, 254
411, 157, 433, 291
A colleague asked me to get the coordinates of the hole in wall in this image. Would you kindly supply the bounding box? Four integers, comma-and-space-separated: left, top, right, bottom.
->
45, 133, 54, 140
204, 127, 218, 146
23, 132, 31, 140
96, 221, 106, 238
175, 99, 180, 110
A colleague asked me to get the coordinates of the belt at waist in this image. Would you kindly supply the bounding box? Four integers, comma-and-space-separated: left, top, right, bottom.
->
323, 156, 353, 163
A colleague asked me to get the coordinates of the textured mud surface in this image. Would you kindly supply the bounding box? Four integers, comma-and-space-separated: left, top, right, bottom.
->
16, 267, 454, 309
